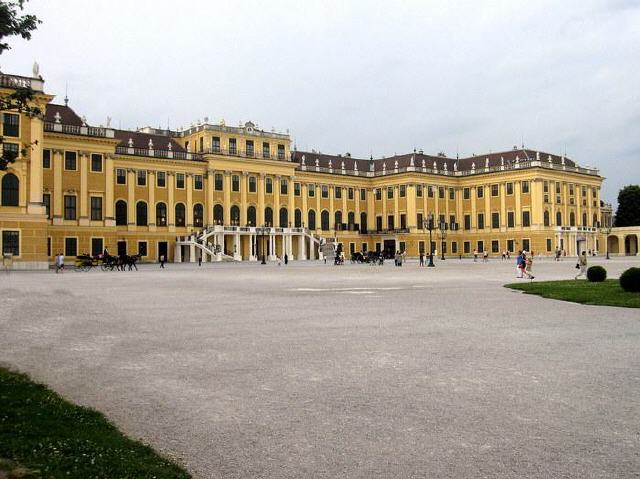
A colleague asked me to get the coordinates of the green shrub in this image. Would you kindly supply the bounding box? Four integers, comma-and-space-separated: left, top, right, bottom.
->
620, 267, 640, 293
587, 265, 607, 282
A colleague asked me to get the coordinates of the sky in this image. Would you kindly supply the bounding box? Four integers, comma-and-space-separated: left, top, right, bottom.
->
2, 0, 639, 205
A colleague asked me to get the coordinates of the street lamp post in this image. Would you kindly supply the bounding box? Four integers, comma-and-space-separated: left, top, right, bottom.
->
424, 214, 435, 267
599, 221, 612, 260
438, 220, 448, 260
257, 225, 267, 264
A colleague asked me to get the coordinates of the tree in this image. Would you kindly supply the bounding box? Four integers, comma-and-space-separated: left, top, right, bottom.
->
0, 0, 41, 170
614, 185, 640, 227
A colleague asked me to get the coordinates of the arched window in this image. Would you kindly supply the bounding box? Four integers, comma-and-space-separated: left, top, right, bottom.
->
1, 173, 19, 206
348, 211, 355, 228
156, 202, 167, 226
570, 211, 575, 227
321, 210, 330, 230
115, 200, 127, 225
193, 204, 203, 227
265, 207, 273, 226
308, 209, 316, 230
247, 206, 256, 226
279, 207, 288, 227
230, 205, 240, 225
334, 211, 342, 230
213, 204, 223, 224
136, 201, 148, 226
175, 203, 186, 227
294, 209, 302, 228
543, 210, 550, 227
556, 211, 562, 226
360, 212, 367, 233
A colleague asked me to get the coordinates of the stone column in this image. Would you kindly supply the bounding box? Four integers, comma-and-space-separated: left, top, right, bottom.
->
500, 183, 506, 231
329, 185, 335, 230
206, 169, 214, 226
105, 155, 115, 226
406, 184, 417, 230
515, 181, 522, 227
52, 149, 63, 224
240, 171, 248, 225
186, 173, 194, 227
148, 171, 156, 230
274, 176, 281, 227
168, 172, 175, 232
302, 183, 308, 227
127, 169, 136, 229
28, 116, 45, 215
289, 176, 295, 227
223, 171, 231, 225
258, 173, 265, 225
79, 151, 89, 225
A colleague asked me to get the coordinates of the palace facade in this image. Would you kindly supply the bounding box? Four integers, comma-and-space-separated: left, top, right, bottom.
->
1, 71, 615, 269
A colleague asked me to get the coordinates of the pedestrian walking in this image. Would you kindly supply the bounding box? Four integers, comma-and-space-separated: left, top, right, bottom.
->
501, 251, 506, 261
524, 254, 535, 279
473, 249, 478, 262
515, 250, 523, 278
284, 253, 288, 265
575, 251, 588, 279
419, 252, 424, 266
483, 250, 488, 263
55, 252, 64, 273
198, 255, 202, 267
159, 254, 165, 268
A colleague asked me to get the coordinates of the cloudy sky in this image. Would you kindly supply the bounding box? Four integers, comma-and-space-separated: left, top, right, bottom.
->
2, 0, 638, 204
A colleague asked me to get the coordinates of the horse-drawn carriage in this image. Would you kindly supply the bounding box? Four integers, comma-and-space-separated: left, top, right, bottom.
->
73, 254, 100, 272
72, 253, 141, 272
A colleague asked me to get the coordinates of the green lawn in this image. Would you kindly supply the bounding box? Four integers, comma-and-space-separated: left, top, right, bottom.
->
0, 368, 191, 479
505, 279, 640, 308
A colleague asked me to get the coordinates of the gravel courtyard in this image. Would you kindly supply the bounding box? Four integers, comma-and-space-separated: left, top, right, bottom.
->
1, 258, 639, 478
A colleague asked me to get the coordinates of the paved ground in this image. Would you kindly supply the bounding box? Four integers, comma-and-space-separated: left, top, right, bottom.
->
1, 257, 639, 478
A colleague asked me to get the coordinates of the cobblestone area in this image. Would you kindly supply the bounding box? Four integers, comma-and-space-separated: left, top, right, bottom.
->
1, 257, 639, 478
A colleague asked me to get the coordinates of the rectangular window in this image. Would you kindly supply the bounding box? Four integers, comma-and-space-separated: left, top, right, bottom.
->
451, 241, 458, 254
387, 215, 394, 230
477, 240, 484, 253
399, 241, 406, 253
137, 170, 146, 186
360, 189, 366, 201
91, 153, 103, 172
43, 149, 51, 169
463, 187, 470, 200
491, 212, 500, 229
64, 151, 77, 171
438, 187, 445, 199
249, 176, 257, 193
280, 178, 288, 195
246, 140, 254, 157
399, 185, 406, 198
3, 142, 18, 160
277, 144, 285, 160
428, 185, 434, 198
463, 241, 470, 254
43, 193, 51, 218
308, 183, 315, 197
522, 210, 531, 227
157, 171, 166, 187
522, 181, 530, 194
387, 187, 394, 199
400, 214, 406, 229
491, 184, 499, 197
477, 186, 484, 198
266, 177, 273, 194
544, 194, 549, 203
522, 239, 530, 252
348, 187, 354, 200
419, 240, 425, 254
232, 175, 240, 192
47, 237, 51, 257
90, 196, 102, 221
91, 238, 103, 257
506, 182, 514, 195
507, 211, 515, 228
294, 182, 301, 196
199, 137, 204, 152
212, 136, 220, 153
507, 239, 514, 252
116, 168, 126, 184
335, 186, 341, 199
556, 182, 561, 194
2, 230, 19, 256
375, 188, 382, 201
449, 188, 455, 200
64, 237, 77, 257
262, 142, 270, 159
417, 213, 423, 229
2, 113, 19, 137
543, 181, 549, 193
464, 215, 471, 230
321, 185, 328, 198
546, 238, 552, 252
194, 174, 203, 190
229, 138, 237, 155
439, 214, 445, 226
176, 173, 185, 189
492, 240, 499, 253
63, 195, 76, 220
569, 184, 574, 196
376, 216, 383, 231
477, 213, 484, 229
416, 185, 423, 197
214, 173, 223, 191
138, 241, 148, 257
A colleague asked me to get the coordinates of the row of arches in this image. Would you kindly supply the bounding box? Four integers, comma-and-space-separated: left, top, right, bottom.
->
543, 210, 599, 228
112, 200, 367, 231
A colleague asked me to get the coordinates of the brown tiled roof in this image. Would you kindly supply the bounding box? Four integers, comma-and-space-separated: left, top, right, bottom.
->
113, 130, 185, 152
292, 148, 576, 173
44, 104, 84, 126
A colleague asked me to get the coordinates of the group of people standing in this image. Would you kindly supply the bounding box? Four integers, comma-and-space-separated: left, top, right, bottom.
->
515, 251, 535, 279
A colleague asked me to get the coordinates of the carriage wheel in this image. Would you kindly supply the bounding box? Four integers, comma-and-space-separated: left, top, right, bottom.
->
101, 263, 109, 272
83, 264, 91, 272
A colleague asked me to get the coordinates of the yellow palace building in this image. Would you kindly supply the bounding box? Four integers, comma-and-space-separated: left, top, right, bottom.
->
0, 70, 614, 269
